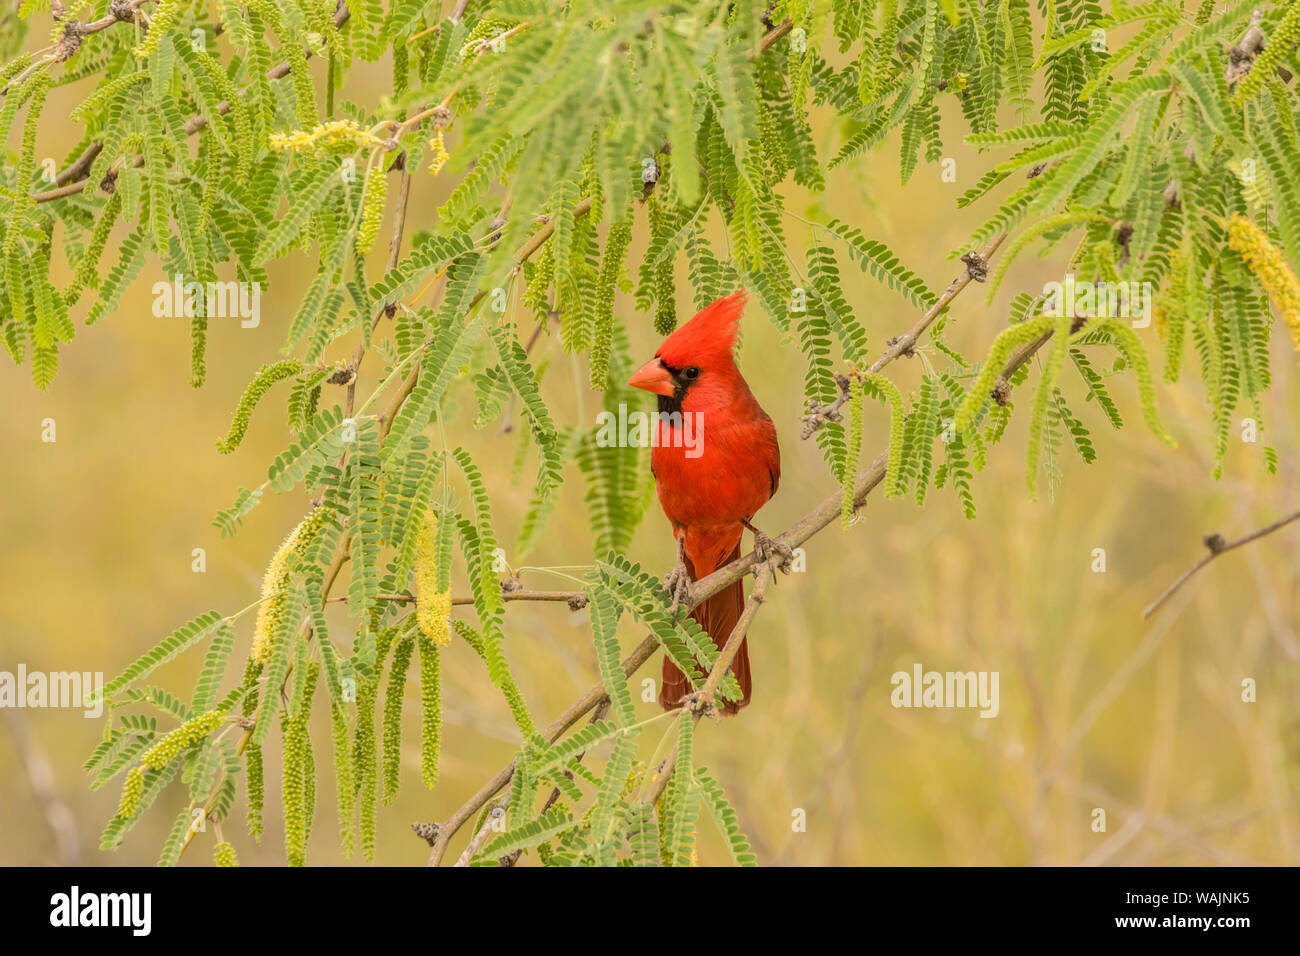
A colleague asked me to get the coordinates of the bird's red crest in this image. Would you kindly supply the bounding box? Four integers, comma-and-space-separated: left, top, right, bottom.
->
656, 291, 746, 367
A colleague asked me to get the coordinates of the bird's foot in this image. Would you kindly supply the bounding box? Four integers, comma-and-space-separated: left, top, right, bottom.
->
744, 520, 794, 576
683, 691, 720, 723
662, 555, 692, 621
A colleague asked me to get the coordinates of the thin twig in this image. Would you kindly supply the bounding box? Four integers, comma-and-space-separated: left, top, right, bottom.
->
801, 232, 1007, 437
697, 563, 774, 710
451, 699, 612, 867
641, 562, 778, 808
327, 588, 587, 608
31, 3, 353, 204
424, 635, 661, 865
1142, 507, 1300, 619
380, 197, 596, 431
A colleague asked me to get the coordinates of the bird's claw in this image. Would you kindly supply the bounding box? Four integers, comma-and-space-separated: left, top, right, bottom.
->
662, 560, 692, 621
750, 527, 794, 576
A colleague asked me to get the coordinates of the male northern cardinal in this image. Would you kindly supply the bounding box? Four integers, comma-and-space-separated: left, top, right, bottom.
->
628, 291, 787, 714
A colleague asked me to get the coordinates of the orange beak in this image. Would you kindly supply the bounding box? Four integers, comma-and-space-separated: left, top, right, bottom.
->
627, 357, 675, 397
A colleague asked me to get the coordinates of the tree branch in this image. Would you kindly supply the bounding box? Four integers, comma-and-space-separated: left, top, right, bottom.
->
327, 588, 588, 609
449, 699, 611, 867
424, 633, 661, 865
1142, 507, 1300, 619
641, 561, 778, 809
801, 233, 1007, 437
35, 12, 795, 206
30, 3, 353, 204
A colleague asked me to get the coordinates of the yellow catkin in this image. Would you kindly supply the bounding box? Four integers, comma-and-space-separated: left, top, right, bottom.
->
251, 509, 328, 663
1226, 214, 1300, 357
357, 163, 387, 254
268, 119, 386, 156
1152, 302, 1168, 338
414, 511, 452, 646
427, 131, 450, 176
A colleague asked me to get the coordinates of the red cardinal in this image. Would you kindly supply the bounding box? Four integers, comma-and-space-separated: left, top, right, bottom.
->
628, 291, 786, 715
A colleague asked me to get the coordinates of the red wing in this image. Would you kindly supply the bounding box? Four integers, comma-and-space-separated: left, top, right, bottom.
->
756, 411, 780, 498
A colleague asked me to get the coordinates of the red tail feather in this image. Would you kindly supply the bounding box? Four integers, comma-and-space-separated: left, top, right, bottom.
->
660, 543, 751, 715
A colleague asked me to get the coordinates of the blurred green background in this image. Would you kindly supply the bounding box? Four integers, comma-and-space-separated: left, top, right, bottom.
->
2, 31, 1299, 868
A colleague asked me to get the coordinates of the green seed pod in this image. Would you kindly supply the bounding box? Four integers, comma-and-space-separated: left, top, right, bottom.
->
214, 841, 239, 867
190, 309, 208, 389
117, 766, 145, 819
590, 220, 632, 390
357, 162, 388, 256
281, 724, 305, 865
756, 96, 789, 184
290, 42, 318, 129
69, 190, 123, 303
842, 382, 863, 535
382, 636, 415, 803
522, 242, 555, 314
5, 71, 49, 259
648, 196, 677, 335
392, 42, 409, 98
133, 0, 180, 58
0, 53, 32, 86
140, 710, 227, 770
302, 723, 316, 850
216, 360, 303, 455
419, 634, 442, 790
355, 628, 395, 863
459, 18, 509, 59
331, 709, 356, 857
452, 619, 534, 736
198, 128, 218, 233
246, 743, 265, 842
282, 662, 319, 867
238, 659, 265, 842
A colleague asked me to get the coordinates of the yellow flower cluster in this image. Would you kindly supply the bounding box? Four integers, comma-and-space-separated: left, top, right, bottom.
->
251, 508, 330, 663
1227, 214, 1300, 357
357, 163, 388, 255
269, 119, 386, 156
427, 131, 450, 176
414, 510, 451, 646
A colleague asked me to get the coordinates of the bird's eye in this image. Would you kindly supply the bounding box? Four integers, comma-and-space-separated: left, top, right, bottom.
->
683, 366, 701, 380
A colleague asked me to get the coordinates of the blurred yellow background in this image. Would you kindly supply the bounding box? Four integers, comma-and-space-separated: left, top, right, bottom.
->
2, 33, 1298, 867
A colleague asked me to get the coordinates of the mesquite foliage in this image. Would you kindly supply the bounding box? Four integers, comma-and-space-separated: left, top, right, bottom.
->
9, 0, 1298, 865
